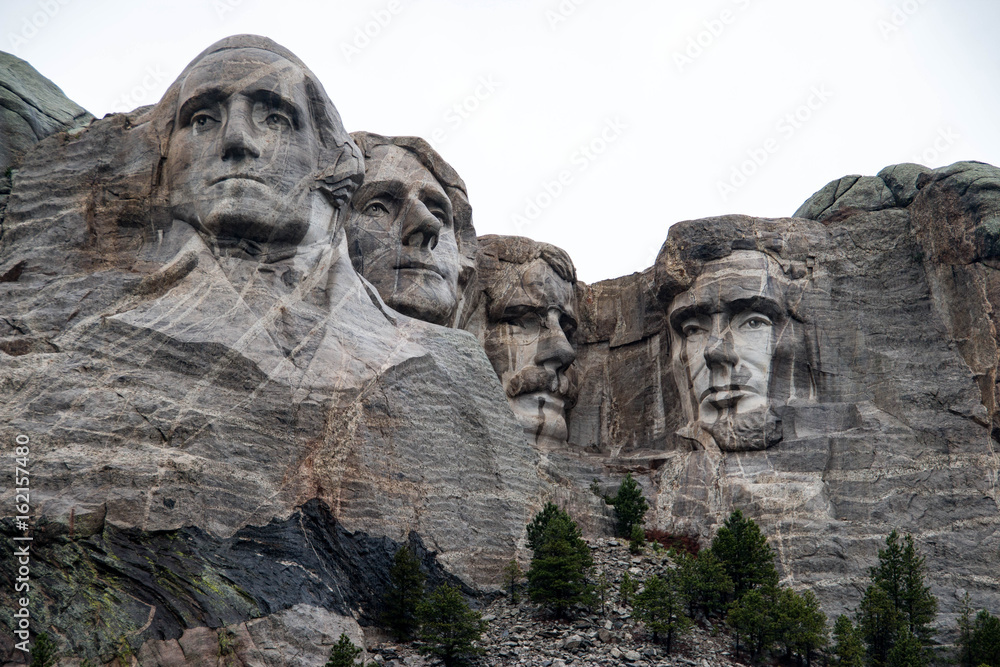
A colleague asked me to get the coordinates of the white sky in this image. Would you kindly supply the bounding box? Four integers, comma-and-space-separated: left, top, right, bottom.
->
4, 0, 999, 283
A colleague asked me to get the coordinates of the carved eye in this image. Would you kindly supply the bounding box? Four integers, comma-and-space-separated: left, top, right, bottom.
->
264, 112, 291, 129
741, 315, 772, 330
191, 112, 219, 130
681, 321, 705, 338
364, 201, 390, 216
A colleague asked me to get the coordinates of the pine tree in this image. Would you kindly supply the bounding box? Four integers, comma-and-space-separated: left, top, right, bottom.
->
727, 587, 778, 661
526, 505, 594, 618
526, 502, 563, 552
501, 559, 523, 604
773, 588, 827, 667
710, 509, 779, 601
382, 544, 426, 640
620, 571, 637, 607
968, 609, 1000, 667
416, 583, 487, 667
30, 634, 58, 667
832, 614, 865, 667
628, 524, 645, 555
677, 549, 733, 619
325, 633, 364, 667
858, 531, 937, 666
609, 473, 648, 537
633, 572, 691, 654
886, 628, 929, 667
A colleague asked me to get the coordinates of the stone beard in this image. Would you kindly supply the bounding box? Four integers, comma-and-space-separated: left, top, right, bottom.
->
667, 250, 814, 451
474, 238, 579, 448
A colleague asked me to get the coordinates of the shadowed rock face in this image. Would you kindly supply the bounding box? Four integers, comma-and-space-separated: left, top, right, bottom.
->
345, 132, 477, 327
467, 235, 580, 448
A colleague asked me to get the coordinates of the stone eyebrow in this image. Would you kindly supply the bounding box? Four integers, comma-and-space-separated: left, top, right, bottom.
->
353, 179, 408, 203
668, 295, 784, 333
177, 88, 228, 126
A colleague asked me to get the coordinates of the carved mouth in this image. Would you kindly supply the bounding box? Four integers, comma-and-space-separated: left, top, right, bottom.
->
209, 174, 267, 186
395, 261, 442, 277
700, 385, 754, 408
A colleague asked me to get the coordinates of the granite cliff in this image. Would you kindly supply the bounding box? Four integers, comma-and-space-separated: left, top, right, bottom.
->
1, 37, 998, 666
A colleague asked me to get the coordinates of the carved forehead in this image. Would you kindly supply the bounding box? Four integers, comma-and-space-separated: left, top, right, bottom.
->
362, 145, 447, 199
178, 47, 308, 106
489, 259, 576, 319
669, 250, 788, 315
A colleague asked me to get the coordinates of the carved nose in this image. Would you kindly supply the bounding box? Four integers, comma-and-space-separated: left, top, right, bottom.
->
220, 105, 261, 161
536, 311, 576, 373
401, 200, 442, 251
704, 331, 738, 367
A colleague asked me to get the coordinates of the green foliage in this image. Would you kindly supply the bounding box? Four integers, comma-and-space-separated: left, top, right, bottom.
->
773, 588, 827, 666
30, 634, 58, 667
416, 583, 487, 667
832, 614, 866, 667
526, 502, 563, 552
962, 607, 1000, 667
710, 509, 779, 601
857, 531, 937, 667
676, 550, 733, 619
526, 504, 594, 618
886, 628, 929, 667
608, 473, 648, 537
594, 569, 611, 617
727, 587, 778, 661
383, 544, 426, 640
501, 559, 523, 604
620, 571, 637, 607
633, 572, 691, 654
628, 524, 645, 555
325, 633, 364, 667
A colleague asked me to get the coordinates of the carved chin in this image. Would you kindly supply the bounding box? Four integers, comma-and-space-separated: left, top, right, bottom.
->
385, 276, 457, 326
510, 392, 568, 446
702, 406, 783, 452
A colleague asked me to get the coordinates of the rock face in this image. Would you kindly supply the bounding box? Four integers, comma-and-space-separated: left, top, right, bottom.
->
2, 35, 999, 665
0, 36, 545, 665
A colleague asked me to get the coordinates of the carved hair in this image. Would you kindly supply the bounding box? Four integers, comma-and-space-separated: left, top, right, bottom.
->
476, 234, 577, 284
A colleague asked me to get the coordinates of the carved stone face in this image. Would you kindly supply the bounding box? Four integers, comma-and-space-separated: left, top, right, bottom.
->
345, 144, 461, 325
164, 47, 326, 250
667, 250, 801, 450
482, 258, 578, 447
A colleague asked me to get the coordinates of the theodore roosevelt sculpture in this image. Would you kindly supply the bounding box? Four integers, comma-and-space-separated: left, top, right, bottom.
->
344, 132, 477, 327
468, 235, 579, 447
665, 249, 815, 451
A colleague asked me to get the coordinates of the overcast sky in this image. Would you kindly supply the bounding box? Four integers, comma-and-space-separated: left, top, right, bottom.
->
4, 0, 999, 283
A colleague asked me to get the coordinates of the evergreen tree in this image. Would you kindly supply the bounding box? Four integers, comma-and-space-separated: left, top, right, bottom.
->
727, 587, 778, 661
832, 614, 865, 667
620, 571, 637, 607
773, 588, 827, 667
416, 583, 487, 667
501, 559, 523, 604
858, 531, 937, 666
609, 473, 648, 537
886, 628, 929, 667
710, 509, 779, 600
960, 593, 977, 667
628, 524, 646, 555
526, 505, 594, 618
633, 572, 691, 654
595, 569, 611, 617
382, 544, 426, 640
676, 549, 733, 619
30, 634, 58, 667
325, 633, 364, 667
526, 502, 563, 552
968, 609, 1000, 667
